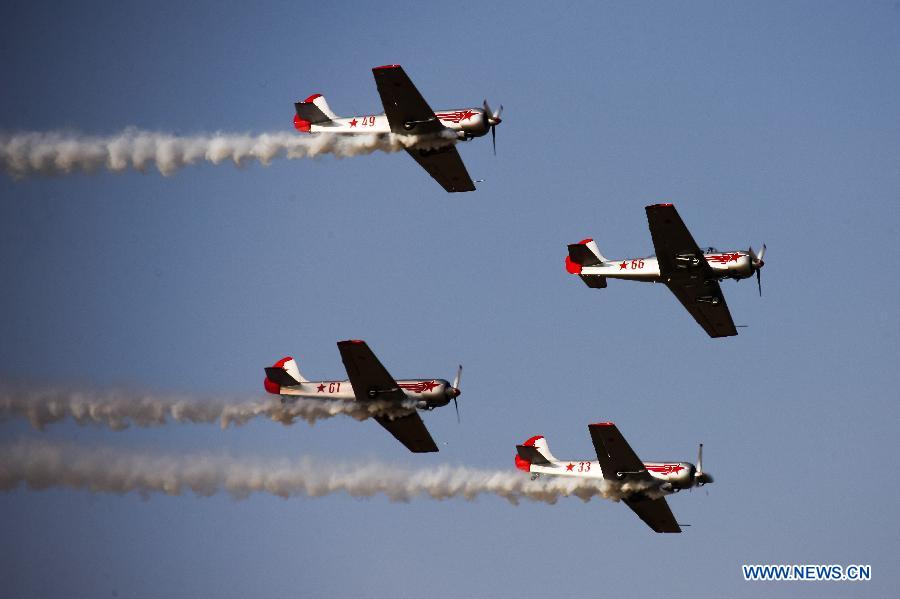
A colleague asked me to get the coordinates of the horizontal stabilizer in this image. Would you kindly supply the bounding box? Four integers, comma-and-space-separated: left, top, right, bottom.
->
294, 102, 330, 125
580, 275, 607, 289
294, 94, 335, 125
516, 444, 552, 465
265, 366, 301, 387
568, 243, 602, 267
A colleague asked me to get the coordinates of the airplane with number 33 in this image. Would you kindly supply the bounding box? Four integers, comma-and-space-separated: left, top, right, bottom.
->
293, 64, 502, 193
515, 423, 713, 533
565, 203, 766, 338
264, 340, 462, 453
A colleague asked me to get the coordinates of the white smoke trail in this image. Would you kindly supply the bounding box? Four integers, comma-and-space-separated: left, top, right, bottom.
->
0, 439, 659, 504
0, 128, 456, 178
0, 385, 416, 431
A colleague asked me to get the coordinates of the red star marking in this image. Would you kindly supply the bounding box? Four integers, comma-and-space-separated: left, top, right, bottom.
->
729, 252, 741, 263
349, 118, 358, 128
566, 463, 575, 471
619, 261, 628, 270
317, 383, 326, 392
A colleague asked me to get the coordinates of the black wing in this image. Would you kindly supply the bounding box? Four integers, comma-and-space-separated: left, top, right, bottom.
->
374, 413, 439, 453
372, 65, 444, 135
405, 146, 476, 193
623, 496, 682, 533
644, 204, 737, 338
664, 277, 738, 338
337, 340, 405, 403
588, 423, 649, 482
337, 340, 438, 453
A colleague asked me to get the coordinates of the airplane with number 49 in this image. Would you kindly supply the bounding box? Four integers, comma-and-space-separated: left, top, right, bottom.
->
565, 203, 766, 338
293, 64, 502, 193
516, 422, 713, 533
264, 340, 462, 453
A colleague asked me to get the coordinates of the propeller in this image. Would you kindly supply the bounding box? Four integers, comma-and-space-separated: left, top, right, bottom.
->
694, 443, 714, 486
749, 243, 766, 296
448, 365, 463, 423
483, 100, 503, 155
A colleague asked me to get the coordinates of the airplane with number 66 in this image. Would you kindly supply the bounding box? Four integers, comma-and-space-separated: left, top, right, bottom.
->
292, 64, 502, 193
565, 203, 766, 338
515, 422, 713, 533
264, 340, 462, 453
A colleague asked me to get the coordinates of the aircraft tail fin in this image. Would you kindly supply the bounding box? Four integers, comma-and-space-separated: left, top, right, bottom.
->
263, 356, 308, 394
514, 435, 558, 471
567, 238, 608, 265
295, 94, 337, 122
293, 94, 339, 131
565, 238, 608, 288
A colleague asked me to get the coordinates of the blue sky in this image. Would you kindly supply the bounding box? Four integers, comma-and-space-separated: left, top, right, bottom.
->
2, 1, 899, 597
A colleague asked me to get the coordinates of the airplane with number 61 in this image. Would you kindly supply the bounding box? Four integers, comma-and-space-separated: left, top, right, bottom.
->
565, 203, 766, 338
264, 340, 462, 453
515, 423, 713, 533
293, 64, 502, 193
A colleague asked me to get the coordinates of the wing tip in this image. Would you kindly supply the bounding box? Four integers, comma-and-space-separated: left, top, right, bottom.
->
373, 64, 401, 71
338, 339, 366, 345
590, 421, 615, 427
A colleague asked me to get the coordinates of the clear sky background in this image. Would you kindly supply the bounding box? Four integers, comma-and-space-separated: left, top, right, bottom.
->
2, 1, 899, 597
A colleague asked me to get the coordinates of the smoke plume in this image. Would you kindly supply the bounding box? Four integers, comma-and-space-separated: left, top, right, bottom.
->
0, 128, 456, 178
0, 385, 416, 430
0, 439, 658, 504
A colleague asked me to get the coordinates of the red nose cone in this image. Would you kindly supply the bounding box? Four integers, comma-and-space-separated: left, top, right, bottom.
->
264, 377, 280, 395
515, 455, 531, 472
565, 255, 582, 275
293, 114, 311, 133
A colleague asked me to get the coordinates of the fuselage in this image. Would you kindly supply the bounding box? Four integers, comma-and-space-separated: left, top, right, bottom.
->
578, 248, 754, 283
305, 108, 491, 141
520, 458, 699, 493
279, 378, 454, 410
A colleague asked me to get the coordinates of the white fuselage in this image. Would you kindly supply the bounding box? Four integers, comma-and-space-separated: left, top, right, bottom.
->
526, 459, 698, 493
279, 378, 454, 410
581, 250, 754, 283
308, 108, 491, 141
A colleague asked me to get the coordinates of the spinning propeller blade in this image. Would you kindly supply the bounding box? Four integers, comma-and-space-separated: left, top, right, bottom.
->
483, 100, 502, 156
451, 365, 462, 423
750, 243, 766, 297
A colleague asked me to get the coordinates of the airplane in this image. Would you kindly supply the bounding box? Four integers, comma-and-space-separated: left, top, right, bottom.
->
292, 64, 502, 193
565, 203, 766, 338
515, 422, 713, 533
263, 340, 462, 453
